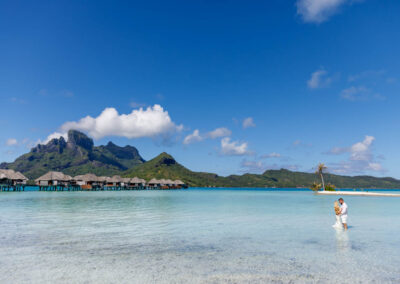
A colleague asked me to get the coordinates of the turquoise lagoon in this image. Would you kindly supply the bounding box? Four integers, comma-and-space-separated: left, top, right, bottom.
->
1, 189, 399, 283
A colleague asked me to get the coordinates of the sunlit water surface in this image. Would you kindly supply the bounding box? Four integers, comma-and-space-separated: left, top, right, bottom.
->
1, 189, 399, 283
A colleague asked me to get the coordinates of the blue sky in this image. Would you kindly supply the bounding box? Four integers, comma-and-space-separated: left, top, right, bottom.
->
1, 0, 400, 177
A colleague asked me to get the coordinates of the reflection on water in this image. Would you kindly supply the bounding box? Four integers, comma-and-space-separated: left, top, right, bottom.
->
0, 190, 400, 283
335, 230, 350, 252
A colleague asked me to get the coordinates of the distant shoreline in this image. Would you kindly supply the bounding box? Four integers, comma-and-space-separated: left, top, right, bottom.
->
3, 186, 400, 192
316, 191, 400, 197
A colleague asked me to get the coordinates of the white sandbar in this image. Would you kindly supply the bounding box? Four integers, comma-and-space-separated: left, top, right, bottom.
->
316, 191, 400, 197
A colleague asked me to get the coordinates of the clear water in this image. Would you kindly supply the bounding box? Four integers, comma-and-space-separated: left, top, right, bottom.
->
0, 189, 399, 283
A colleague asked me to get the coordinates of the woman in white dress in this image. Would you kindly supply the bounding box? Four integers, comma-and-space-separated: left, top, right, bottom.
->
332, 201, 343, 229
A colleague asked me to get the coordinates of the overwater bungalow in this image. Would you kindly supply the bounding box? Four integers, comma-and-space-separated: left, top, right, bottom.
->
161, 179, 174, 189
35, 171, 73, 190
0, 169, 28, 191
105, 175, 124, 189
173, 180, 186, 189
147, 178, 161, 189
127, 177, 146, 189
121, 178, 131, 187
97, 176, 108, 186
73, 174, 103, 190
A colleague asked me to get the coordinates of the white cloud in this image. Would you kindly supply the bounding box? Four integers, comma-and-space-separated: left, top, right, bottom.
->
43, 132, 68, 144
207, 127, 232, 139
183, 129, 203, 145
307, 69, 333, 89
220, 137, 251, 156
340, 86, 384, 101
350, 135, 374, 161
6, 138, 18, 146
326, 136, 385, 174
242, 117, 256, 129
297, 0, 360, 23
183, 127, 231, 144
56, 105, 182, 140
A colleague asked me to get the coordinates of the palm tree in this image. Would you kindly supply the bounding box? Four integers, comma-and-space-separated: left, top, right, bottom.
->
315, 163, 327, 191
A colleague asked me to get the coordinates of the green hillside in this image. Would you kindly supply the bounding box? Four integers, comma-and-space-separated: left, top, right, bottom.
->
124, 153, 400, 189
0, 130, 145, 179
2, 130, 400, 189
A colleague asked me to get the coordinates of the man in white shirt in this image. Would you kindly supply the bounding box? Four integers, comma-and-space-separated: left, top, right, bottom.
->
338, 198, 348, 230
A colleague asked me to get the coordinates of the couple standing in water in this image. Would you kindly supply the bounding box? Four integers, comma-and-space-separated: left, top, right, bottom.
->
333, 198, 348, 230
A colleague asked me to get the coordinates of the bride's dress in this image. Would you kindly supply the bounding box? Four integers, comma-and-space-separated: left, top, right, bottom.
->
333, 215, 343, 229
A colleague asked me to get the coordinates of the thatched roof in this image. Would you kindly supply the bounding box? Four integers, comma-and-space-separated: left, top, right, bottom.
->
35, 171, 71, 182
0, 169, 28, 181
98, 176, 108, 182
130, 177, 146, 184
174, 180, 185, 185
106, 175, 123, 183
74, 173, 100, 182
112, 175, 123, 181
148, 178, 160, 184
121, 178, 131, 183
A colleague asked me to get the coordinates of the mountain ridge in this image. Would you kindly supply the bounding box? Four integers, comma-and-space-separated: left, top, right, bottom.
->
0, 130, 145, 179
123, 153, 400, 188
1, 130, 400, 188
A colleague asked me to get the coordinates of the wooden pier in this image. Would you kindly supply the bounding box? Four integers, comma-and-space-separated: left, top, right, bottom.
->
36, 185, 176, 191
0, 184, 26, 191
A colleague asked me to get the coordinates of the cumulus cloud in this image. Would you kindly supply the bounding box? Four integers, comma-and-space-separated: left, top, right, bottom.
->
55, 105, 183, 140
307, 69, 333, 89
43, 132, 68, 144
349, 135, 375, 161
6, 138, 18, 146
242, 117, 256, 129
183, 127, 231, 144
207, 127, 232, 139
297, 0, 362, 23
183, 129, 203, 145
220, 137, 251, 156
41, 105, 183, 146
340, 86, 384, 101
326, 136, 385, 174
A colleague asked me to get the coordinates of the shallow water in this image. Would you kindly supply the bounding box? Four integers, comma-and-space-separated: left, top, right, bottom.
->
0, 189, 399, 283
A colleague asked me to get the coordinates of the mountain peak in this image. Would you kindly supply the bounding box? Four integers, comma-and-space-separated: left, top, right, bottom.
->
152, 152, 176, 165
106, 141, 116, 147
67, 130, 94, 151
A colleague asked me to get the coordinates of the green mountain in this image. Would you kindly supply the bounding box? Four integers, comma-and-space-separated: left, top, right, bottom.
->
0, 130, 145, 179
123, 153, 400, 189
123, 152, 224, 186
